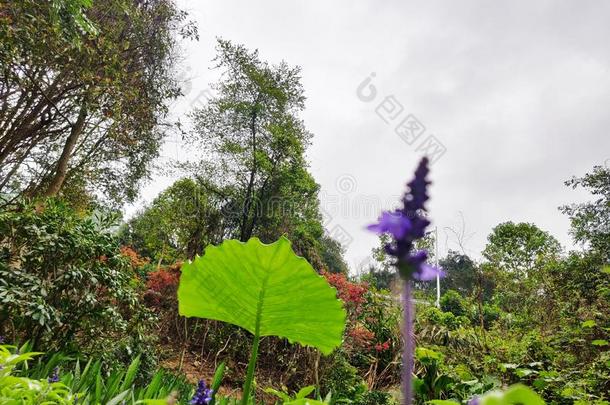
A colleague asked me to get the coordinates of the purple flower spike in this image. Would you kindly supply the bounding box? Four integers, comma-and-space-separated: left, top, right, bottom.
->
366, 157, 441, 282
412, 264, 445, 281
367, 211, 412, 239
404, 250, 427, 267
191, 380, 214, 405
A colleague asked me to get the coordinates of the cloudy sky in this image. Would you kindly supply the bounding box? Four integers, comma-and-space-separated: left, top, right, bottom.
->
131, 0, 610, 270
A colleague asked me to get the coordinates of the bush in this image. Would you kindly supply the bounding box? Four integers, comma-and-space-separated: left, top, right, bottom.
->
319, 353, 395, 404
320, 352, 367, 403
356, 390, 394, 405
144, 263, 181, 310
440, 290, 468, 317
0, 199, 156, 370
323, 272, 368, 315
480, 303, 501, 328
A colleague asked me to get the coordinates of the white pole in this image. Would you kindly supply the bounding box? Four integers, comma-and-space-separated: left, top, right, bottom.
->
435, 226, 441, 308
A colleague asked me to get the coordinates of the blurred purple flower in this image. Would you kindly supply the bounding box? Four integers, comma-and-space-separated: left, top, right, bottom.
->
413, 263, 445, 281
468, 397, 480, 405
48, 367, 59, 383
191, 380, 214, 404
367, 211, 412, 239
367, 157, 443, 281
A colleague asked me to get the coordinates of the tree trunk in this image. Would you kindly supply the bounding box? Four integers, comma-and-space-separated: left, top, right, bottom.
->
239, 109, 257, 241
187, 225, 204, 259
42, 104, 87, 197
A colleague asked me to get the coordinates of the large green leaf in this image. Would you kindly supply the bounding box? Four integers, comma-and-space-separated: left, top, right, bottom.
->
178, 237, 346, 354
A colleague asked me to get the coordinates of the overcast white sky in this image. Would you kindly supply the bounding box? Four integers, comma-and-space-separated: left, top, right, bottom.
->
129, 0, 610, 271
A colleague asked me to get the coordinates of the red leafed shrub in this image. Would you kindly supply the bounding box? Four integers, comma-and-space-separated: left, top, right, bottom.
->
323, 271, 368, 310
144, 263, 181, 309
147, 268, 179, 292
120, 245, 150, 269
324, 271, 371, 354
347, 324, 375, 349
374, 340, 391, 352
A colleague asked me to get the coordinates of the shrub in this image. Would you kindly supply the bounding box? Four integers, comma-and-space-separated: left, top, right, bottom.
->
323, 272, 368, 314
477, 303, 501, 328
356, 390, 394, 405
144, 262, 181, 309
320, 352, 367, 402
440, 290, 468, 317
0, 199, 155, 369
414, 347, 454, 401
356, 289, 401, 387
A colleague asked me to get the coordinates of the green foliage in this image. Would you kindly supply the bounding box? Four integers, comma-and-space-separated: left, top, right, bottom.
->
319, 352, 367, 403
414, 348, 453, 402
284, 400, 329, 405
0, 0, 195, 206
0, 343, 192, 404
475, 304, 501, 329
439, 251, 490, 299
0, 344, 75, 404
319, 236, 350, 274
475, 384, 545, 405
356, 390, 394, 405
427, 385, 545, 404
265, 385, 317, 402
0, 199, 155, 369
560, 165, 610, 259
49, 0, 98, 40
184, 39, 328, 270
2, 7, 609, 403
483, 222, 561, 277
352, 287, 401, 386
120, 178, 223, 262
481, 222, 565, 321
440, 290, 468, 317
367, 234, 399, 291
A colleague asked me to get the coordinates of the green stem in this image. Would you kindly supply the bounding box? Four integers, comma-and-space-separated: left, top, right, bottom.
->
242, 284, 266, 405
241, 330, 260, 405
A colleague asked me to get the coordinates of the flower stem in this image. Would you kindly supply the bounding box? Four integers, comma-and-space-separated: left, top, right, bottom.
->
402, 279, 414, 405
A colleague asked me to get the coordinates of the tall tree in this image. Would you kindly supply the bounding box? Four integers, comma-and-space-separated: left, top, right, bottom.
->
0, 0, 195, 207
120, 178, 224, 263
560, 164, 610, 261
482, 221, 562, 278
482, 222, 562, 315
185, 39, 330, 268
319, 235, 350, 274
438, 251, 482, 297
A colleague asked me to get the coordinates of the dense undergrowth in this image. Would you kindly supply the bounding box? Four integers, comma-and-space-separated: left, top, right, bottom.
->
1, 193, 608, 404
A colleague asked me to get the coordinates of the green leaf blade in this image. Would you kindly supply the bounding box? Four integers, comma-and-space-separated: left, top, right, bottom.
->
178, 237, 346, 355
